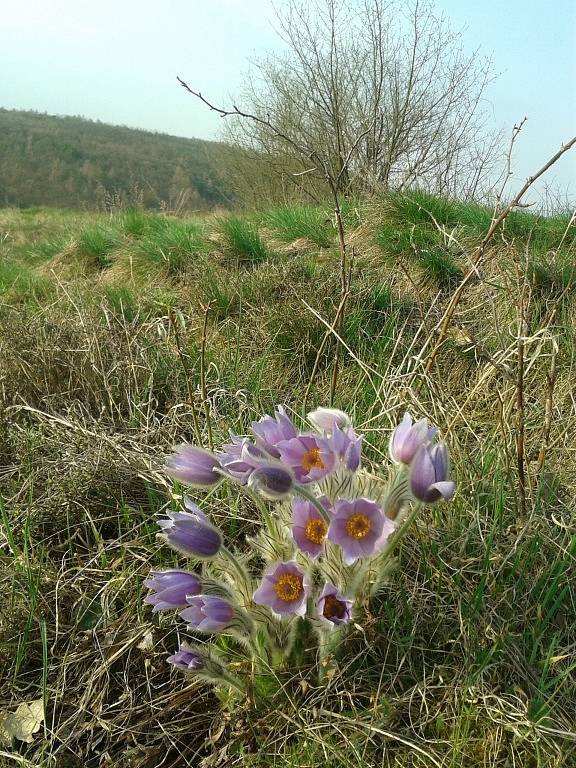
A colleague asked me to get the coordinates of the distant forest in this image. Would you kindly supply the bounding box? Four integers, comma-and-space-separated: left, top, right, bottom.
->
0, 109, 235, 210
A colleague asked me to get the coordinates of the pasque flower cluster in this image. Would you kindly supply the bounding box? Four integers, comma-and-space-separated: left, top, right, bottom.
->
146, 407, 454, 690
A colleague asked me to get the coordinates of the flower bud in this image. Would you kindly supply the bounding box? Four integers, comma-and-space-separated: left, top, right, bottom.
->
248, 462, 295, 500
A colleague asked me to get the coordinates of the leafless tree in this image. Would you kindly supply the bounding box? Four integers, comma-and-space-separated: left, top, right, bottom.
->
225, 0, 501, 202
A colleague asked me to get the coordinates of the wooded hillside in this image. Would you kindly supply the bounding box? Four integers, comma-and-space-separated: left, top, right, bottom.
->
0, 109, 234, 210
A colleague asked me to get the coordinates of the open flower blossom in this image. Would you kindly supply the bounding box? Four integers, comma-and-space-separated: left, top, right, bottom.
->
373, 516, 397, 552
307, 407, 351, 433
158, 498, 222, 558
292, 496, 331, 558
248, 461, 295, 500
216, 435, 256, 484
389, 412, 437, 465
328, 498, 385, 565
277, 434, 336, 484
144, 569, 202, 612
317, 583, 353, 627
253, 561, 310, 617
329, 424, 362, 471
410, 443, 455, 504
149, 403, 455, 684
180, 595, 235, 632
167, 644, 205, 671
165, 444, 223, 487
218, 439, 271, 484
251, 406, 298, 457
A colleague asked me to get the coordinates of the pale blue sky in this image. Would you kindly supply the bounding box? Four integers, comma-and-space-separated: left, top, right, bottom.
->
2, 0, 575, 201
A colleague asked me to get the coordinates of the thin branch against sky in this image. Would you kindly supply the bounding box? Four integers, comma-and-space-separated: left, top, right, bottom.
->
1, 0, 575, 197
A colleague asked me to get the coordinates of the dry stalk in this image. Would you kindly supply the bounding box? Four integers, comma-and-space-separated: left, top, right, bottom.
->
535, 333, 558, 475
515, 270, 528, 519
422, 133, 576, 379
200, 301, 214, 451
168, 307, 202, 445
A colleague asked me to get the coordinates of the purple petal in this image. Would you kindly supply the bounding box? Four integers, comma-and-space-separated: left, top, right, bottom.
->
307, 407, 351, 432
165, 445, 222, 487
410, 446, 437, 501
429, 480, 455, 502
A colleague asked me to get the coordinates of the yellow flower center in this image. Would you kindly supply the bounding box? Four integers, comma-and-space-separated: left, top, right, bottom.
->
323, 594, 347, 620
304, 517, 327, 545
301, 447, 325, 473
345, 513, 371, 539
274, 573, 303, 602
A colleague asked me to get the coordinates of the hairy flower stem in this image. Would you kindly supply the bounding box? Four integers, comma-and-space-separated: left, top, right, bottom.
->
294, 486, 331, 523
381, 503, 422, 563
221, 546, 252, 597
208, 669, 246, 695
246, 489, 281, 540
316, 628, 340, 684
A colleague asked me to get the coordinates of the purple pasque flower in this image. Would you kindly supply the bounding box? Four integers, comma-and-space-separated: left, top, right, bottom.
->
307, 407, 351, 433
251, 406, 298, 457
157, 498, 222, 558
165, 444, 223, 487
291, 496, 331, 558
317, 583, 353, 627
410, 443, 455, 504
372, 516, 397, 553
180, 594, 235, 632
328, 498, 385, 565
248, 461, 295, 500
329, 424, 362, 471
389, 412, 437, 466
253, 561, 310, 617
217, 437, 269, 484
276, 434, 336, 484
144, 569, 202, 612
167, 643, 205, 671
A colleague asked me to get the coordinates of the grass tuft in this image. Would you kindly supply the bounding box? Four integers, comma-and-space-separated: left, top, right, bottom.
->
135, 217, 205, 275
221, 216, 270, 263
119, 207, 151, 237
77, 225, 122, 268
264, 204, 333, 247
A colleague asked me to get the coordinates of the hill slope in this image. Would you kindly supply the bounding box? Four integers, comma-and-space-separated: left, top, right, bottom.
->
0, 109, 234, 210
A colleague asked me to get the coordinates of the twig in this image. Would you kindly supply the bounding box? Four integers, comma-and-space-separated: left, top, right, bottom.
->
303, 288, 350, 414
422, 133, 576, 378
515, 272, 528, 519
535, 328, 558, 474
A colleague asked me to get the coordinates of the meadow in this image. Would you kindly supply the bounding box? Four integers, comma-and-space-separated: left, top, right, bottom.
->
0, 195, 575, 767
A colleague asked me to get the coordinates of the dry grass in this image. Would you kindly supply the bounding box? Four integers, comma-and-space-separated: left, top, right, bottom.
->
1, 199, 575, 767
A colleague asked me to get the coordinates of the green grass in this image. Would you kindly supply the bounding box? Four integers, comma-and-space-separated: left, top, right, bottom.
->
119, 207, 151, 237
221, 215, 270, 263
0, 260, 54, 302
103, 285, 139, 321
135, 217, 205, 274
0, 203, 575, 767
264, 204, 333, 247
77, 225, 122, 268
375, 221, 462, 287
